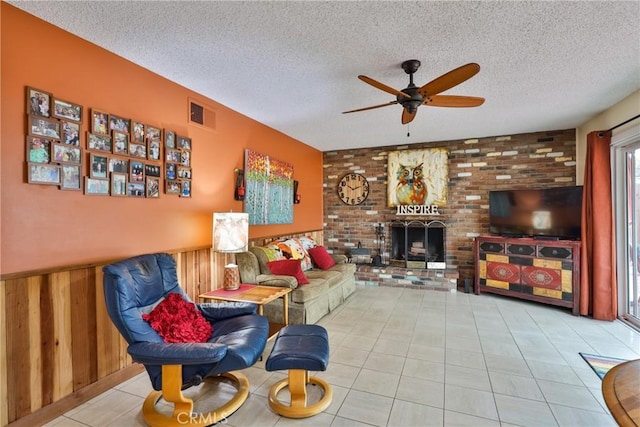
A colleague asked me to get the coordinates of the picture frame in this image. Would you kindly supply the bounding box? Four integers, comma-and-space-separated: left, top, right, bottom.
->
84, 177, 110, 196
89, 153, 108, 179
132, 121, 145, 143
28, 163, 61, 185
177, 166, 191, 179
177, 136, 192, 150
130, 160, 144, 182
164, 130, 176, 149
87, 132, 112, 153
113, 130, 129, 155
146, 177, 160, 198
129, 142, 147, 158
52, 142, 82, 164
110, 172, 127, 197
61, 120, 81, 146
165, 180, 180, 194
147, 139, 162, 161
91, 109, 110, 135
165, 162, 178, 180
52, 98, 82, 122
109, 114, 130, 133
180, 150, 191, 167
166, 148, 180, 163
144, 163, 161, 177
108, 157, 129, 173
26, 86, 52, 117
127, 182, 145, 197
60, 164, 82, 191
146, 125, 161, 141
28, 116, 61, 139
179, 180, 191, 198
26, 136, 53, 163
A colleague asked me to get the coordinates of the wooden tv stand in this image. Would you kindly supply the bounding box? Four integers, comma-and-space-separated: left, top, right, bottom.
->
475, 235, 581, 315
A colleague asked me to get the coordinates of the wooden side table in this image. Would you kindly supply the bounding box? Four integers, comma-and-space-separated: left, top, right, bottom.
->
602, 358, 640, 426
199, 284, 292, 340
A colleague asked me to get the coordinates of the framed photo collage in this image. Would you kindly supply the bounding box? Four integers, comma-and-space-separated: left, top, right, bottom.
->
25, 86, 193, 198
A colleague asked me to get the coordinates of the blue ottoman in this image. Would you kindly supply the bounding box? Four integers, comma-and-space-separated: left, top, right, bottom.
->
265, 325, 332, 418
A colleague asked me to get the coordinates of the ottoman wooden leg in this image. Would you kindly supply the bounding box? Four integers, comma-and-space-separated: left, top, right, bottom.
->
268, 369, 333, 418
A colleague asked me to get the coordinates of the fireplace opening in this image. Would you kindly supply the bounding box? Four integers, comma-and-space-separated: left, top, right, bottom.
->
390, 220, 446, 269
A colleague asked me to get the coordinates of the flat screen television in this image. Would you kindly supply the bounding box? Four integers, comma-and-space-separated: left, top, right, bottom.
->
488, 186, 583, 240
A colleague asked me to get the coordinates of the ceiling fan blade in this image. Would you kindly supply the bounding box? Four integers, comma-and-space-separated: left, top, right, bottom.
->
425, 95, 485, 108
342, 101, 398, 114
358, 75, 411, 99
418, 63, 480, 97
401, 109, 416, 125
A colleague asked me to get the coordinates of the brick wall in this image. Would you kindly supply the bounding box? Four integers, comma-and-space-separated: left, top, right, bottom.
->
322, 128, 577, 280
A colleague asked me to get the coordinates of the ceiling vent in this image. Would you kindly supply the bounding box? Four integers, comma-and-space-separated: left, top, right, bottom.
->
189, 99, 216, 130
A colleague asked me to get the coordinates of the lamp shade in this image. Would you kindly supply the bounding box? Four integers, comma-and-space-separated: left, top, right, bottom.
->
213, 212, 249, 253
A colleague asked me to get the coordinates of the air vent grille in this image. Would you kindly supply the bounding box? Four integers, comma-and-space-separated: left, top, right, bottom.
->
189, 99, 216, 130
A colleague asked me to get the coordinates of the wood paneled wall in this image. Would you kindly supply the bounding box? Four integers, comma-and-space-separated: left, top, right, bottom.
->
0, 230, 322, 426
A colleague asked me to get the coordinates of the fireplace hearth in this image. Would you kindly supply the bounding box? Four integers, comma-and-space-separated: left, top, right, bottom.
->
389, 220, 446, 269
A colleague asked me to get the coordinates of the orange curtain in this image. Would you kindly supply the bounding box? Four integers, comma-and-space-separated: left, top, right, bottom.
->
580, 131, 617, 320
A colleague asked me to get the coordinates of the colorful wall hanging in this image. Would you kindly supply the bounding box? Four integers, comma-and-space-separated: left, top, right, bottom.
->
244, 149, 293, 225
387, 148, 448, 207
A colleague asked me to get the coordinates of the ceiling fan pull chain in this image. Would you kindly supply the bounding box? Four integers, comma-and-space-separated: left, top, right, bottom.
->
407, 123, 411, 138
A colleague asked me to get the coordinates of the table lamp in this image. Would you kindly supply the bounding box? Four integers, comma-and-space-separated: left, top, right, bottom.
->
213, 212, 249, 290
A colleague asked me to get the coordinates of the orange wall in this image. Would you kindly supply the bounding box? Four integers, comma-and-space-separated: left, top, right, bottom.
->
0, 4, 323, 275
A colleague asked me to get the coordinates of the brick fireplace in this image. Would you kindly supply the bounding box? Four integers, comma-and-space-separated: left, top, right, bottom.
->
321, 128, 577, 287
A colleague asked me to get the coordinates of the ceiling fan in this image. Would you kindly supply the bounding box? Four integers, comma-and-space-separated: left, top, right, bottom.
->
343, 60, 485, 125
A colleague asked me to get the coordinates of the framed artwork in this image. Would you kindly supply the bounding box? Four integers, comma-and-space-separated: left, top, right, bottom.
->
90, 153, 108, 179
177, 166, 191, 179
165, 162, 178, 180
109, 157, 129, 173
144, 163, 161, 177
130, 160, 144, 182
28, 116, 61, 139
109, 114, 130, 133
26, 136, 53, 163
146, 177, 160, 198
387, 148, 449, 207
61, 120, 81, 146
132, 121, 145, 143
165, 180, 180, 194
177, 136, 191, 150
91, 109, 110, 135
84, 177, 109, 195
148, 139, 161, 161
111, 172, 127, 197
87, 132, 112, 153
128, 182, 145, 197
28, 163, 60, 185
26, 86, 51, 117
129, 142, 146, 158
52, 98, 82, 122
52, 143, 81, 164
166, 149, 180, 163
164, 130, 176, 149
113, 130, 129, 155
179, 180, 191, 198
180, 150, 191, 167
146, 125, 161, 140
60, 164, 82, 191
244, 149, 293, 225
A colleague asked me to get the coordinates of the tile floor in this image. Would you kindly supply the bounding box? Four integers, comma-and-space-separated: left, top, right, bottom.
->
46, 286, 640, 427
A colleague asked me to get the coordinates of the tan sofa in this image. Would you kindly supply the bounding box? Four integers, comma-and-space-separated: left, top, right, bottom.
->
236, 247, 356, 324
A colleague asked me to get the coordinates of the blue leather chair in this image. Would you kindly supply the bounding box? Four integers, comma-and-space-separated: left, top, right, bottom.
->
103, 253, 269, 427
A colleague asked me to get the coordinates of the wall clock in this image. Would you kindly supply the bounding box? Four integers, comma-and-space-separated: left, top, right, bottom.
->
338, 173, 370, 205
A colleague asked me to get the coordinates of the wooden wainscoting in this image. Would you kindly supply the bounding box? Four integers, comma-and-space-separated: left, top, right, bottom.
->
0, 229, 323, 426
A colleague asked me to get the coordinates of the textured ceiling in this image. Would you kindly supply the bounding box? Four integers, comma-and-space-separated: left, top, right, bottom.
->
9, 1, 640, 151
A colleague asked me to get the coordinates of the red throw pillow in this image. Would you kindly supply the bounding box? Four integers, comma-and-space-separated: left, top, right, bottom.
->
308, 246, 336, 270
142, 293, 213, 343
266, 259, 309, 285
